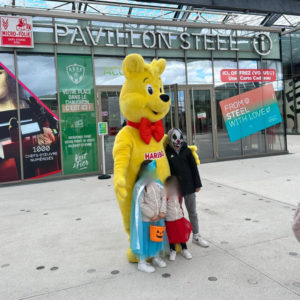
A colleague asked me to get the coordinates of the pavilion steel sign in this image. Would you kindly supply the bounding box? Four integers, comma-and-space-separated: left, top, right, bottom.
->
54, 24, 273, 56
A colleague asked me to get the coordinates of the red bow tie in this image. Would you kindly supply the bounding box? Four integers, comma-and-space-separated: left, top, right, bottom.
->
127, 118, 164, 144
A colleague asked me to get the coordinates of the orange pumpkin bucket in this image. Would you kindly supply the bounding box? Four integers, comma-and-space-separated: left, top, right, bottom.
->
149, 225, 166, 242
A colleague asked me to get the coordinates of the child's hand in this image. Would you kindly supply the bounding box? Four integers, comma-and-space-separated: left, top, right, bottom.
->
151, 215, 159, 222
159, 212, 166, 219
196, 188, 201, 192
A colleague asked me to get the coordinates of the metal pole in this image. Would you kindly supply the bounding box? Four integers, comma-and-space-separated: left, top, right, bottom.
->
14, 49, 24, 182
101, 135, 106, 174
191, 87, 196, 143
0, 6, 282, 33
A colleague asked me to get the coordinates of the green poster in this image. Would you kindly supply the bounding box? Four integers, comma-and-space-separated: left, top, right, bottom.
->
57, 55, 98, 175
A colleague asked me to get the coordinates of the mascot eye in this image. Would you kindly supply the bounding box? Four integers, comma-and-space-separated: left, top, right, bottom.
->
146, 84, 153, 95
159, 87, 162, 93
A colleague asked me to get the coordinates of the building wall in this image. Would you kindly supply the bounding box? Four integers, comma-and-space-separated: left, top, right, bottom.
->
0, 16, 287, 184
282, 32, 300, 134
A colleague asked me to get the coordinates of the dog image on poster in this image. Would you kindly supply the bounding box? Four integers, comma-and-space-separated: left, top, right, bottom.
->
0, 63, 61, 182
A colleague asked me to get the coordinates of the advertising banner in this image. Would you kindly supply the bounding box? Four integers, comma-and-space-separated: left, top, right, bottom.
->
57, 55, 98, 175
0, 16, 34, 48
0, 62, 61, 183
221, 69, 276, 83
219, 84, 282, 142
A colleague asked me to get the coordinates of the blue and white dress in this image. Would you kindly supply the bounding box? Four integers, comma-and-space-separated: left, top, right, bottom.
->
130, 178, 168, 260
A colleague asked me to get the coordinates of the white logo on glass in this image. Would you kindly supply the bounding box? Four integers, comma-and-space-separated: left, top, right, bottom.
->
252, 33, 272, 56
66, 64, 85, 84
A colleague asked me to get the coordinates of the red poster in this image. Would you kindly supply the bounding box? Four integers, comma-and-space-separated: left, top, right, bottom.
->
221, 69, 276, 83
0, 15, 34, 48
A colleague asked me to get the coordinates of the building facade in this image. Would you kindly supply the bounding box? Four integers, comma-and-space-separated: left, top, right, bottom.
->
0, 8, 287, 184
282, 30, 300, 134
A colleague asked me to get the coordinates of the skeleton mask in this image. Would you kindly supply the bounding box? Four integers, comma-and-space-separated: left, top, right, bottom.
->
168, 128, 184, 153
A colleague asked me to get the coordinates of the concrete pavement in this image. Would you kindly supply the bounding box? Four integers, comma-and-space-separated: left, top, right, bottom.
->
0, 136, 300, 300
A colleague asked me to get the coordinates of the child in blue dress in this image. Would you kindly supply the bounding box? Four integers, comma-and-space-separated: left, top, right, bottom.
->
130, 160, 168, 273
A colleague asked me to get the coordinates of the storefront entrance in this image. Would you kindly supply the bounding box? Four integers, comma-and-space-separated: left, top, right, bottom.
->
164, 85, 216, 162
96, 85, 216, 173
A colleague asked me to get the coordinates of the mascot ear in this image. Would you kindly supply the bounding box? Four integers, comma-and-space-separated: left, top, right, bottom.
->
122, 54, 145, 78
151, 58, 166, 75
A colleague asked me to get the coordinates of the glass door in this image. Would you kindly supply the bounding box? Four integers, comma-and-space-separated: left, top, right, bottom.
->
164, 84, 187, 139
189, 86, 215, 161
96, 87, 123, 174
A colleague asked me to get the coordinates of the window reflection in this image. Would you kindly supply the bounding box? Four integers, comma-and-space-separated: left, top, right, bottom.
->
0, 53, 15, 75
17, 54, 57, 114
94, 57, 125, 86
0, 56, 22, 182
214, 59, 241, 157
187, 60, 212, 84
239, 60, 266, 155
261, 60, 285, 152
160, 60, 185, 85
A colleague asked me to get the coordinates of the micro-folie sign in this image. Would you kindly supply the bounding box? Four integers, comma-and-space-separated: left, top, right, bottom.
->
0, 15, 34, 48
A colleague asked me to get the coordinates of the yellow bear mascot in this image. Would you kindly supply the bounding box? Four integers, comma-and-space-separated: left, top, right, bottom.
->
113, 54, 199, 262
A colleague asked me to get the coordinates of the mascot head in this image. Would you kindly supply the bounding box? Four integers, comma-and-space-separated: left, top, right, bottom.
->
120, 54, 170, 123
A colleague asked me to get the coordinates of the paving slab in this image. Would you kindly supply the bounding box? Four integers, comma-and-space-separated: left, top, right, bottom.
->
0, 135, 300, 299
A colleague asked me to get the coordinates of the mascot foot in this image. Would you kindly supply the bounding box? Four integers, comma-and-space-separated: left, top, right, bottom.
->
127, 248, 139, 263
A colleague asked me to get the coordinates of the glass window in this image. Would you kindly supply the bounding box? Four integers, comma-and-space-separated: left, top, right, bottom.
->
214, 59, 238, 87
163, 86, 187, 138
0, 54, 21, 183
282, 35, 292, 78
215, 88, 242, 157
291, 32, 300, 76
260, 60, 286, 152
161, 60, 186, 85
293, 78, 300, 134
100, 90, 123, 173
17, 54, 61, 179
190, 88, 214, 160
94, 57, 125, 86
17, 54, 57, 113
33, 16, 53, 25
284, 79, 297, 134
187, 60, 213, 84
214, 60, 242, 157
0, 53, 15, 74
239, 60, 266, 155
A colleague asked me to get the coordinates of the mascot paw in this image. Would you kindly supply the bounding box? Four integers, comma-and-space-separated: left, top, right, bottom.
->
114, 176, 128, 201
127, 247, 139, 263
188, 145, 200, 165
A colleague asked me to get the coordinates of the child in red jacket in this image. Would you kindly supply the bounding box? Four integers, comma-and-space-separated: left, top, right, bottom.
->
165, 176, 193, 260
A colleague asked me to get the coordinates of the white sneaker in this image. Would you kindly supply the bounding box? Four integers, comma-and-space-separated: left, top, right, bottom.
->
152, 256, 167, 268
182, 249, 192, 260
193, 234, 209, 248
169, 250, 176, 261
138, 261, 155, 273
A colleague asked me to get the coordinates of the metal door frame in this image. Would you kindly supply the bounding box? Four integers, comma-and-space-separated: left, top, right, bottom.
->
95, 85, 121, 173
184, 84, 217, 161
